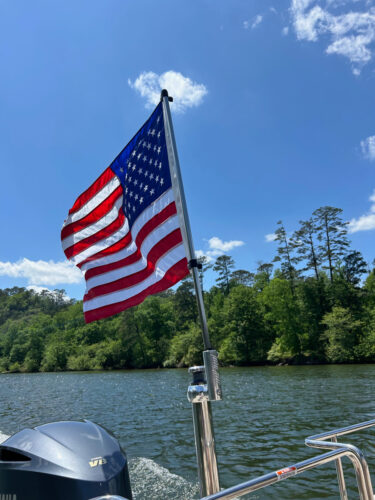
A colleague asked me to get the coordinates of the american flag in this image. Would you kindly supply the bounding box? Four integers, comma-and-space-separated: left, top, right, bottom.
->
61, 102, 189, 323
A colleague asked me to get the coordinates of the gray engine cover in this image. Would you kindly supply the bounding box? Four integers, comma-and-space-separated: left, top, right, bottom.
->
0, 420, 132, 500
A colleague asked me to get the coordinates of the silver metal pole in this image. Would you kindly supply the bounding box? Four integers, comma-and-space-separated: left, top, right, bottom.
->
161, 89, 211, 350
188, 366, 220, 497
161, 89, 221, 496
332, 435, 348, 500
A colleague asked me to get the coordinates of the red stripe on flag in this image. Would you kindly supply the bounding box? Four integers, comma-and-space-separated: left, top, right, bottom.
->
68, 167, 116, 215
83, 202, 177, 280
64, 210, 125, 259
61, 185, 123, 240
134, 202, 177, 249
84, 229, 183, 300
84, 246, 142, 279
84, 258, 189, 323
77, 230, 132, 269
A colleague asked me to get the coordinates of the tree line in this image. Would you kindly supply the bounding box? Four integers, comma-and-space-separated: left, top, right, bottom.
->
0, 205, 374, 373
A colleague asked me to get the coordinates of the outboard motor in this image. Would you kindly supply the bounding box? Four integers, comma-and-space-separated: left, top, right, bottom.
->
0, 420, 132, 500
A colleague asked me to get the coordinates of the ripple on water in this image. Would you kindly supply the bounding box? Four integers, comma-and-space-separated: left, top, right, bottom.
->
0, 366, 375, 499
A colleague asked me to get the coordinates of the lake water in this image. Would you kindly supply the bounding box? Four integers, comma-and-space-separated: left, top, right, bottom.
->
1, 365, 375, 499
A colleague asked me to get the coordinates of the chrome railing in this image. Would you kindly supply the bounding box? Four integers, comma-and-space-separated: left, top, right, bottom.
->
306, 418, 375, 500
200, 418, 375, 500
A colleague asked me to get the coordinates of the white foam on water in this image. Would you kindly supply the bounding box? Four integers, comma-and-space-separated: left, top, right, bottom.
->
129, 457, 200, 500
0, 433, 9, 444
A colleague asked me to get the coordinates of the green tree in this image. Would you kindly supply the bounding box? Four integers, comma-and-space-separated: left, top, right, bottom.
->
230, 270, 254, 287
313, 206, 350, 283
293, 218, 322, 279
164, 323, 203, 367
213, 255, 235, 295
343, 251, 368, 286
220, 286, 270, 364
273, 221, 300, 293
253, 262, 273, 292
41, 342, 68, 371
174, 275, 198, 330
321, 307, 363, 362
135, 296, 175, 367
258, 278, 303, 359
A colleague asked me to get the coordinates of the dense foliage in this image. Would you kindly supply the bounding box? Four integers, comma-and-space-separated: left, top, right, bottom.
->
1, 206, 374, 372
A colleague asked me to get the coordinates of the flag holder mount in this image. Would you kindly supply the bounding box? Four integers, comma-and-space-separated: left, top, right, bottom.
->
161, 89, 222, 497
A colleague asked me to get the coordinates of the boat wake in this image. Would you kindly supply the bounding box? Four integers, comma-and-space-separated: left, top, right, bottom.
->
129, 457, 199, 500
0, 433, 8, 444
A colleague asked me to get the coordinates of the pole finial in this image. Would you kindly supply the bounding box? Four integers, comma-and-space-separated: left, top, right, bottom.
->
160, 89, 173, 102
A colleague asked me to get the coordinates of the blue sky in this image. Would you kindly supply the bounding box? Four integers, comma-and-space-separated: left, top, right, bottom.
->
0, 0, 375, 299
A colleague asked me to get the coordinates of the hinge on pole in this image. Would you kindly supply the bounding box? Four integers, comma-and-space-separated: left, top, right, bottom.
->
188, 259, 202, 270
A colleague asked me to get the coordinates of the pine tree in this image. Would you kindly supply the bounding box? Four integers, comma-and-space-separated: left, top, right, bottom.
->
343, 251, 368, 286
273, 221, 300, 293
313, 206, 350, 283
230, 269, 254, 287
293, 218, 322, 279
213, 255, 235, 295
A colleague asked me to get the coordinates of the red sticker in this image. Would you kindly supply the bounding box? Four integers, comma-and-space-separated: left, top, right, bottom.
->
276, 466, 297, 480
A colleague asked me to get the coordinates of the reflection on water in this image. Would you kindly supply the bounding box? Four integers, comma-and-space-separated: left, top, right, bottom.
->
0, 365, 374, 499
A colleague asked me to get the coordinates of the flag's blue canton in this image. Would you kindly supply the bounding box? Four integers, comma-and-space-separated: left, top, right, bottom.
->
110, 102, 171, 229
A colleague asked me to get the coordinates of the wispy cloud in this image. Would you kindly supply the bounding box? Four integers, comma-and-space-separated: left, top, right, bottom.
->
361, 135, 375, 160
0, 258, 82, 286
244, 14, 264, 30
252, 14, 264, 29
290, 0, 375, 73
128, 71, 208, 113
196, 236, 245, 261
348, 189, 375, 232
265, 233, 278, 242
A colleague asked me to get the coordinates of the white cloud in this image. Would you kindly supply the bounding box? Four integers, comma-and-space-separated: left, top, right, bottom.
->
128, 71, 208, 113
196, 237, 245, 261
282, 26, 290, 35
265, 233, 278, 242
244, 14, 264, 30
290, 0, 375, 73
27, 286, 71, 302
208, 237, 245, 253
361, 135, 375, 160
348, 189, 375, 232
0, 258, 82, 286
252, 14, 264, 29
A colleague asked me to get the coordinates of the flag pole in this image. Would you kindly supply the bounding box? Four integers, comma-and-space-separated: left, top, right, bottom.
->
161, 89, 210, 350
161, 89, 222, 497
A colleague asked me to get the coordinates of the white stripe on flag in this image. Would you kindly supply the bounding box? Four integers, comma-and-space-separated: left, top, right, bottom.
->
80, 188, 175, 272
85, 214, 180, 290
62, 197, 123, 251
83, 244, 186, 311
63, 176, 121, 227
70, 219, 130, 266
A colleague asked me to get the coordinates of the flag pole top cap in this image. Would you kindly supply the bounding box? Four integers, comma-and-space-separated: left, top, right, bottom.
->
160, 89, 173, 102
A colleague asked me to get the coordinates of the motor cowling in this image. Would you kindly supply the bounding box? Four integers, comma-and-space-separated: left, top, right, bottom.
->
0, 420, 132, 500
